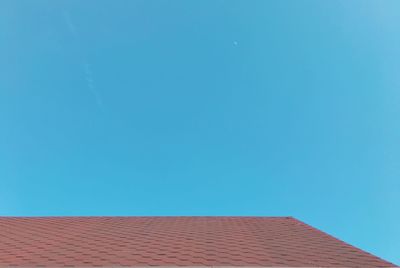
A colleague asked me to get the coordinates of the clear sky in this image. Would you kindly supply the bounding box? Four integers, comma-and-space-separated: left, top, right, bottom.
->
1, 0, 399, 265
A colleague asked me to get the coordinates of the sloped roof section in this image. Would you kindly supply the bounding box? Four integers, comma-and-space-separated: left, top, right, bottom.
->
0, 217, 396, 267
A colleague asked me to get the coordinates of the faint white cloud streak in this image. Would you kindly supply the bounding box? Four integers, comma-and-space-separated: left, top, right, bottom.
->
63, 11, 77, 37
63, 10, 103, 108
84, 62, 103, 107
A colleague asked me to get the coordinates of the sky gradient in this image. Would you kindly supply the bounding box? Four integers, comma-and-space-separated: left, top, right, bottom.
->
0, 0, 399, 265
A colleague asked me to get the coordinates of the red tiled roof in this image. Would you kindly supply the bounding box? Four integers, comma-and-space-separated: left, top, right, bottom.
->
0, 217, 395, 267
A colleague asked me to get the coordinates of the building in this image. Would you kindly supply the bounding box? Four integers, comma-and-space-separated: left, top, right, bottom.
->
0, 217, 396, 267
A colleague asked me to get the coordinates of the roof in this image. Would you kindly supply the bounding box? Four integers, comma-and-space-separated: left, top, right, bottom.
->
0, 216, 395, 268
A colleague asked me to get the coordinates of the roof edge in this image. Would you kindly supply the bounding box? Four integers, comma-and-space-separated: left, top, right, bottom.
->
0, 266, 397, 268
289, 217, 398, 267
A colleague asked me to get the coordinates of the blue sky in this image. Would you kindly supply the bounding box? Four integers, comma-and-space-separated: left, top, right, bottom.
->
0, 0, 399, 265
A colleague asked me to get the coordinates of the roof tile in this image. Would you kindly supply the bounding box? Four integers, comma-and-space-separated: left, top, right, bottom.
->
0, 217, 396, 267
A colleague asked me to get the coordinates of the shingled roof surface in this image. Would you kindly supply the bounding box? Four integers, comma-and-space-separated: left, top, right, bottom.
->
0, 217, 395, 267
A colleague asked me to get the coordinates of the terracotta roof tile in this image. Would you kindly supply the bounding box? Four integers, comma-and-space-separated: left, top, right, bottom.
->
0, 217, 396, 267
